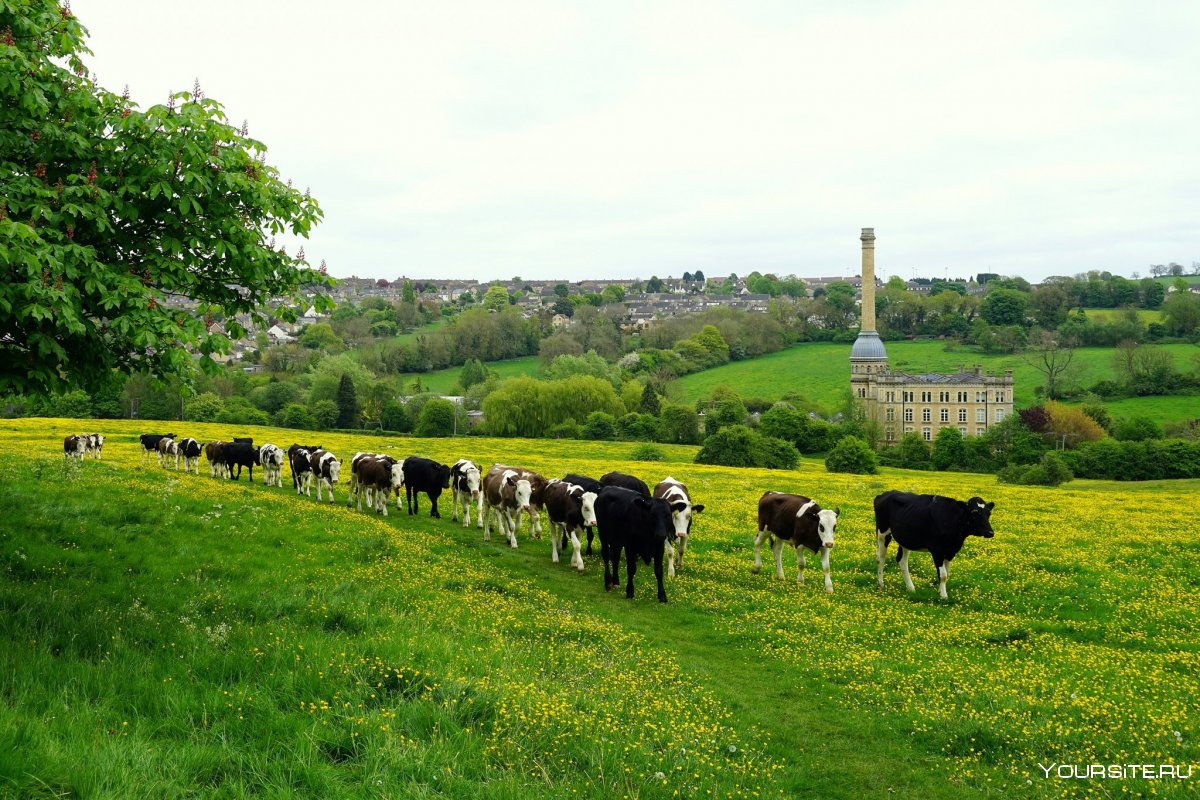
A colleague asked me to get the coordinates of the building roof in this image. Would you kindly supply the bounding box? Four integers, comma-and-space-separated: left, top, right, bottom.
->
850, 330, 888, 360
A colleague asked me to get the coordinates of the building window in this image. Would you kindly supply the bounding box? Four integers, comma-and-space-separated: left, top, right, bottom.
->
940, 409, 949, 423
922, 408, 931, 423
859, 387, 866, 398
976, 409, 986, 423
959, 426, 967, 436
905, 426, 914, 434
886, 407, 895, 421
886, 427, 895, 442
958, 408, 967, 423
976, 426, 986, 436
976, 391, 986, 403
921, 391, 932, 402
922, 427, 932, 441
995, 408, 1006, 422
904, 408, 913, 422
995, 391, 1005, 402
958, 391, 968, 402
939, 391, 950, 402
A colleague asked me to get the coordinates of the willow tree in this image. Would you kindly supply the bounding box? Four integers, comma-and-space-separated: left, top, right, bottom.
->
1, 1, 331, 395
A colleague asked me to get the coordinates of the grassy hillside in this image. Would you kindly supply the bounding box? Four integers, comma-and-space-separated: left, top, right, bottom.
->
1080, 307, 1163, 323
398, 356, 542, 394
669, 341, 1199, 423
2, 419, 1197, 798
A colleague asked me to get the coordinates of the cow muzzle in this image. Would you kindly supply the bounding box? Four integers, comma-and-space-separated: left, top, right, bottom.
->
823, 541, 835, 549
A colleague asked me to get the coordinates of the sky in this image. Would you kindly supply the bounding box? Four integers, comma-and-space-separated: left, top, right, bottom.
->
73, 0, 1199, 284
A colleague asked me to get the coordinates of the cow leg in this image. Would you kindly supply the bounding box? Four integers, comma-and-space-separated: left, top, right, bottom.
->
430, 493, 440, 519
326, 481, 335, 503
550, 522, 561, 563
461, 495, 471, 528
569, 528, 584, 572
504, 510, 518, 548
451, 489, 460, 522
653, 548, 667, 603
477, 493, 485, 529
665, 541, 676, 578
378, 488, 389, 517
752, 527, 769, 574
821, 548, 833, 593
677, 534, 687, 569
875, 532, 889, 589
624, 546, 638, 599
795, 546, 806, 585
585, 526, 594, 556
899, 548, 915, 593
482, 504, 492, 541
531, 507, 542, 539
935, 557, 949, 600
772, 537, 786, 580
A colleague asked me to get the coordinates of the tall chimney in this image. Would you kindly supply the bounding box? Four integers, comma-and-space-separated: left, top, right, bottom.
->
860, 227, 876, 331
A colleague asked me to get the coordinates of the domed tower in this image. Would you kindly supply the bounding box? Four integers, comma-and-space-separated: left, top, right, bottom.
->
850, 227, 888, 400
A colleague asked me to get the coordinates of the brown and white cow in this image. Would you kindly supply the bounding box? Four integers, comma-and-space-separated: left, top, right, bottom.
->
754, 492, 840, 593
63, 434, 86, 461
482, 465, 532, 549
157, 436, 180, 469
204, 441, 230, 478
653, 477, 704, 577
542, 479, 598, 572
140, 433, 175, 465
352, 455, 404, 515
497, 465, 548, 539
308, 449, 341, 503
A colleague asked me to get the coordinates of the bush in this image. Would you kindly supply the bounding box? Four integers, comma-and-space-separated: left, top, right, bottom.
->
276, 402, 317, 430
381, 400, 411, 433
214, 397, 270, 426
549, 419, 581, 439
998, 452, 1074, 486
617, 412, 661, 442
694, 425, 798, 470
824, 436, 878, 474
659, 405, 702, 445
183, 392, 224, 422
757, 436, 800, 470
629, 443, 666, 462
1113, 416, 1164, 442
42, 389, 93, 419
312, 399, 340, 430
582, 411, 617, 441
415, 399, 457, 437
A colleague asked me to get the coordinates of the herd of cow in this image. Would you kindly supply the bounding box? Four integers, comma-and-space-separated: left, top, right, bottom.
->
63, 431, 998, 603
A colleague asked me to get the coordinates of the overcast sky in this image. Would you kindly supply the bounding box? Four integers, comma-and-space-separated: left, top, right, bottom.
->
74, 0, 1198, 283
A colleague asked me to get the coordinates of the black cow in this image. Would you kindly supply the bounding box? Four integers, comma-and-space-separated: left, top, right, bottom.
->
594, 486, 675, 603
754, 492, 839, 593
874, 491, 996, 600
140, 433, 175, 465
288, 443, 322, 489
178, 437, 203, 474
600, 471, 650, 497
290, 448, 314, 496
402, 456, 452, 518
563, 472, 604, 554
224, 441, 260, 481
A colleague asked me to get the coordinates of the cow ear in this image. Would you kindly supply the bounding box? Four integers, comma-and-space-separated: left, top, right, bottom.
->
635, 497, 651, 509
985, 502, 995, 511
671, 502, 688, 514
834, 506, 841, 517
692, 504, 705, 513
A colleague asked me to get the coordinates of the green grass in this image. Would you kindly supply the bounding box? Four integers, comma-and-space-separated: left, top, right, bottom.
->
398, 356, 541, 394
392, 316, 450, 346
670, 340, 1200, 423
1080, 307, 1163, 323
2, 419, 1198, 798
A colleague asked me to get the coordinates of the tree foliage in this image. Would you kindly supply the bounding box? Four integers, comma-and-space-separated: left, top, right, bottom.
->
1, 1, 331, 395
824, 436, 878, 474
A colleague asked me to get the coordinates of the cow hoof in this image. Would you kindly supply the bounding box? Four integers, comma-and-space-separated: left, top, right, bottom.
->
658, 595, 668, 604
825, 586, 834, 594
605, 585, 613, 593
751, 565, 761, 575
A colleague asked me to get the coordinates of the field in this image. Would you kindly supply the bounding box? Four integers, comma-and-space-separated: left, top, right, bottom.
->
2, 419, 1197, 798
669, 341, 1200, 423
1079, 308, 1163, 324
398, 356, 542, 395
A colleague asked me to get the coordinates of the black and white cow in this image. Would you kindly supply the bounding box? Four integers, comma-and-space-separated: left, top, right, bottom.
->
140, 433, 175, 465
84, 433, 105, 460
449, 459, 482, 528
562, 473, 604, 555
594, 485, 675, 603
481, 465, 532, 548
290, 447, 314, 496
754, 492, 839, 593
259, 443, 285, 487
542, 479, 597, 572
874, 491, 996, 600
653, 477, 704, 577
308, 449, 341, 502
157, 436, 180, 468
224, 440, 260, 481
287, 443, 323, 490
600, 471, 651, 497
178, 437, 202, 474
352, 455, 403, 515
63, 434, 86, 461
402, 456, 452, 518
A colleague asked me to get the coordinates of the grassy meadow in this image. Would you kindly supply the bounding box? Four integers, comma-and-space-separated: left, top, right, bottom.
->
398, 356, 541, 395
2, 418, 1198, 798
669, 340, 1200, 423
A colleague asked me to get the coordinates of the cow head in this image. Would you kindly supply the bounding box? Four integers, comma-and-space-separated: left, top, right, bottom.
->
465, 466, 481, 498
965, 497, 995, 538
642, 497, 675, 543
390, 461, 404, 490
438, 464, 452, 489
513, 478, 533, 512
816, 507, 839, 548
324, 454, 341, 484
580, 491, 598, 528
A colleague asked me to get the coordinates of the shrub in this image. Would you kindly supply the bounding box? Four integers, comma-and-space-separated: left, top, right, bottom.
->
276, 403, 317, 430
756, 436, 800, 470
931, 426, 967, 471
549, 419, 581, 440
183, 392, 224, 422
214, 397, 270, 426
381, 400, 411, 433
42, 389, 93, 419
415, 399, 456, 437
694, 425, 795, 470
704, 397, 748, 438
582, 412, 616, 441
312, 399, 340, 430
629, 443, 666, 462
824, 437, 878, 474
617, 412, 661, 442
1113, 416, 1164, 442
998, 452, 1074, 486
758, 404, 807, 444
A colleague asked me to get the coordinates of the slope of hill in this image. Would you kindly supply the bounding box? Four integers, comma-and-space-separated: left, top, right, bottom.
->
2, 418, 1197, 798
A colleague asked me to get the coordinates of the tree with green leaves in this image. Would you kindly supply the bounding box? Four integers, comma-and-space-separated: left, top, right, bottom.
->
482, 285, 510, 311
637, 383, 660, 415
335, 373, 358, 428
1, 1, 331, 395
